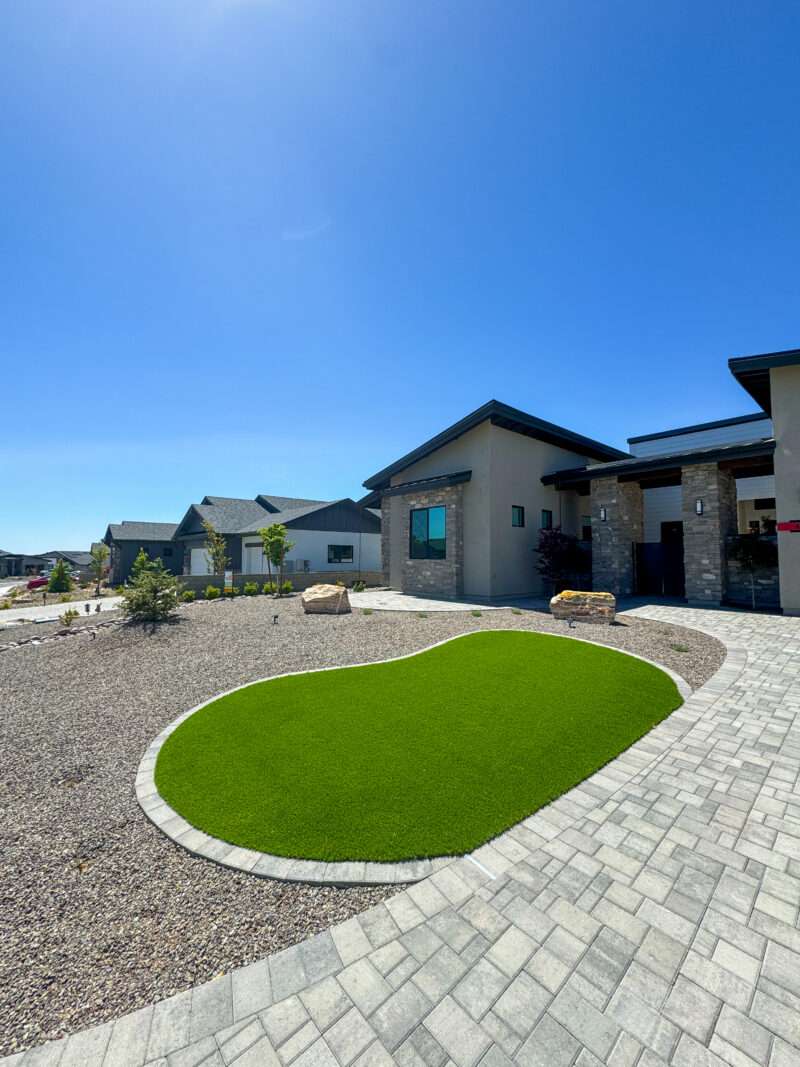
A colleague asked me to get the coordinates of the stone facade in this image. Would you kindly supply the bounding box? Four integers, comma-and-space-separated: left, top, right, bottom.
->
381, 496, 391, 586
681, 463, 737, 604
590, 477, 644, 596
398, 484, 464, 597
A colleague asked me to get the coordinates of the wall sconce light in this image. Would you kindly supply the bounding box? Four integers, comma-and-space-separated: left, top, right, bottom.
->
599, 507, 607, 522
695, 499, 703, 516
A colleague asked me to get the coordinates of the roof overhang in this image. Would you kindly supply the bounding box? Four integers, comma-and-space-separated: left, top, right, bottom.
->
728, 348, 800, 415
543, 438, 776, 487
383, 470, 472, 498
363, 400, 629, 492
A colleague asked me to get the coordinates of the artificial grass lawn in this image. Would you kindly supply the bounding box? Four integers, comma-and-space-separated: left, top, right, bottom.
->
155, 631, 683, 862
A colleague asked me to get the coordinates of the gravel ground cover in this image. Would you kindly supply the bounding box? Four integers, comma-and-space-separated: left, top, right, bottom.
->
0, 595, 725, 1055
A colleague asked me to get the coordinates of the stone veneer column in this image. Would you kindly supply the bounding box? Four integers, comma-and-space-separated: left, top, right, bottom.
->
590, 477, 644, 596
400, 484, 464, 597
380, 496, 391, 587
681, 463, 737, 604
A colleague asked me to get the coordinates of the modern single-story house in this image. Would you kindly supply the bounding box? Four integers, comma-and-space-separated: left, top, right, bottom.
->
363, 347, 800, 614
0, 550, 51, 578
103, 522, 180, 585
104, 493, 381, 583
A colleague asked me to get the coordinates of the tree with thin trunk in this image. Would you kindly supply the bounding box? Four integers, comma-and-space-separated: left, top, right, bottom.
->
202, 520, 230, 576
258, 523, 296, 596
89, 544, 109, 597
728, 535, 778, 610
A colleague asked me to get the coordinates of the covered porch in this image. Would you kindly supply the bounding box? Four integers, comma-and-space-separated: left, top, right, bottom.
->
544, 437, 778, 609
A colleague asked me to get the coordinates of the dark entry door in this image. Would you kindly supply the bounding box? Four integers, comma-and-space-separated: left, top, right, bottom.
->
635, 539, 685, 597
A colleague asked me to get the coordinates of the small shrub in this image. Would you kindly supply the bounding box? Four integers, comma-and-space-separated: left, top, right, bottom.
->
182, 590, 196, 602
0, 600, 11, 610
48, 559, 74, 594
512, 608, 522, 615
117, 586, 125, 594
672, 643, 688, 653
59, 593, 71, 603
9, 588, 22, 599
205, 585, 221, 600
226, 586, 240, 597
472, 610, 482, 617
362, 608, 373, 615
281, 580, 293, 594
121, 557, 182, 623
352, 580, 365, 592
335, 580, 345, 587
60, 608, 80, 628
80, 581, 90, 590
263, 581, 277, 595
243, 582, 259, 596
418, 612, 428, 618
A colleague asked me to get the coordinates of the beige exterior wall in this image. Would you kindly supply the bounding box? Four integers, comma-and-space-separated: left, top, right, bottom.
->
771, 364, 800, 615
386, 420, 593, 599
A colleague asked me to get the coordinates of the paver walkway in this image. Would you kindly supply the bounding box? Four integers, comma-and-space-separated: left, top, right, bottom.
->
348, 590, 511, 612
6, 604, 800, 1066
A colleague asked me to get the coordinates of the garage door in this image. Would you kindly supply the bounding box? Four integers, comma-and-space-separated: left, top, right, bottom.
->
243, 542, 266, 574
190, 548, 211, 575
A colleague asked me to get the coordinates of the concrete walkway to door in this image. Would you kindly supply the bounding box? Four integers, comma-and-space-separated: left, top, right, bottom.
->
349, 590, 520, 612
5, 603, 800, 1065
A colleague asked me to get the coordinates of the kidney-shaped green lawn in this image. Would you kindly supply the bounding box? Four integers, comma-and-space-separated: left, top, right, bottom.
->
154, 630, 683, 862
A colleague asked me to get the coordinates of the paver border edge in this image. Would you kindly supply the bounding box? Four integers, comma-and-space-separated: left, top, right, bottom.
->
135, 627, 697, 885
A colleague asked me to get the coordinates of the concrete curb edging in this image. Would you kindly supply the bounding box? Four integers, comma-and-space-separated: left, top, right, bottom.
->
136, 628, 694, 885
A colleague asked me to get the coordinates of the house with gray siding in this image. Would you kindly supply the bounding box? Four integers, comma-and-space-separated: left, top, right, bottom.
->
103, 522, 180, 585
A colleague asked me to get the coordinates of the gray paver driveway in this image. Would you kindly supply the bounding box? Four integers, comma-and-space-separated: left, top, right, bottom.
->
5, 603, 800, 1066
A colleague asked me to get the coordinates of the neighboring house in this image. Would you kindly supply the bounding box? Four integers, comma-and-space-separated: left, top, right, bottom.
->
103, 522, 180, 585
174, 493, 381, 576
0, 550, 50, 578
238, 499, 381, 576
363, 347, 800, 615
361, 399, 628, 601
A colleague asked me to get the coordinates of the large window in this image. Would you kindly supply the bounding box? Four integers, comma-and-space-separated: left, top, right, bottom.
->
410, 506, 446, 559
581, 516, 591, 542
328, 544, 354, 563
511, 505, 525, 528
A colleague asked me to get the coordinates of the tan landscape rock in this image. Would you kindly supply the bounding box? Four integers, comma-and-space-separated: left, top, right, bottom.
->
301, 584, 351, 615
549, 590, 616, 624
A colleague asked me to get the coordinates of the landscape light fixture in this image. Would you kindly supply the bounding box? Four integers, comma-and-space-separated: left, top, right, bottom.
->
696, 499, 703, 516
599, 507, 607, 522
272, 614, 279, 625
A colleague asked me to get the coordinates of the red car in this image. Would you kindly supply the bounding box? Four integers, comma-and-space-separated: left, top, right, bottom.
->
27, 576, 48, 589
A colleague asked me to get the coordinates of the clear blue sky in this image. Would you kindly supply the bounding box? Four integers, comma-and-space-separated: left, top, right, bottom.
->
3, 1, 798, 551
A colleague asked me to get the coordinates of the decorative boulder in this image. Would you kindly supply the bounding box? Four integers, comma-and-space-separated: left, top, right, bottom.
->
549, 590, 616, 625
301, 584, 351, 615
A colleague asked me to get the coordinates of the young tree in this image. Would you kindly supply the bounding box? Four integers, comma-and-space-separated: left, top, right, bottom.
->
258, 523, 296, 596
48, 558, 74, 594
728, 535, 778, 610
120, 555, 182, 623
201, 520, 230, 576
88, 543, 109, 597
534, 526, 588, 594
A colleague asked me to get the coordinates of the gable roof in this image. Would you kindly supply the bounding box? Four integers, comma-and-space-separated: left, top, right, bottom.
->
105, 521, 179, 542
362, 399, 629, 492
256, 494, 328, 512
237, 499, 339, 534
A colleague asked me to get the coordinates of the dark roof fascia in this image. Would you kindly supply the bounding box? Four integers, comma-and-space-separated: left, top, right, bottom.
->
383, 470, 472, 498
362, 400, 629, 492
542, 438, 776, 486
627, 411, 770, 445
174, 504, 204, 539
728, 348, 800, 415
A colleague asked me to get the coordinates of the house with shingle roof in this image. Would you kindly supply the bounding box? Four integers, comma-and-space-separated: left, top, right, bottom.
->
103, 521, 180, 585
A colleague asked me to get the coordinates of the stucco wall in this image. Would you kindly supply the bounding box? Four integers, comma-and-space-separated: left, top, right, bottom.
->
771, 364, 800, 615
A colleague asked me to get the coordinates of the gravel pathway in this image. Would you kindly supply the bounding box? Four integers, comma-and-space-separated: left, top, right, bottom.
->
0, 595, 725, 1056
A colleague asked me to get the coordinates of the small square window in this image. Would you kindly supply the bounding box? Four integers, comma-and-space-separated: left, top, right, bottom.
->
511, 505, 525, 528
163, 546, 173, 557
541, 509, 553, 530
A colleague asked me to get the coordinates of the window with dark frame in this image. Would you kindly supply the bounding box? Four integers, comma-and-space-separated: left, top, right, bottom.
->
511, 505, 525, 528
541, 509, 553, 530
754, 497, 776, 510
581, 515, 592, 541
327, 544, 354, 563
163, 546, 173, 557
409, 506, 446, 559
